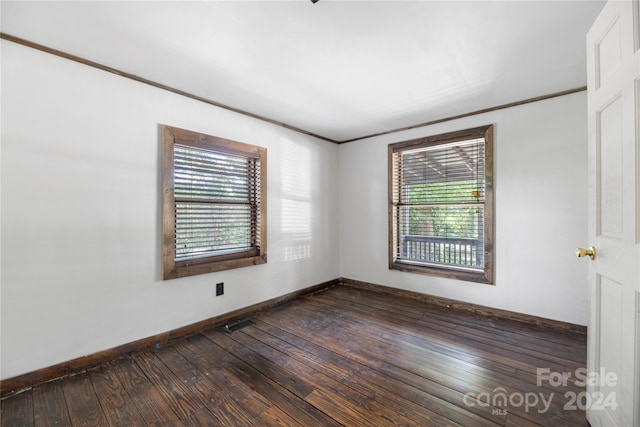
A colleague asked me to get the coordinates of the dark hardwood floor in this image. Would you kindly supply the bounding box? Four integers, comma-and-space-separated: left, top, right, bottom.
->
1, 285, 588, 426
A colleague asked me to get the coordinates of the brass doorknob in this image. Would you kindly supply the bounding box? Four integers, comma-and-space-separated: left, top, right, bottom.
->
576, 246, 596, 260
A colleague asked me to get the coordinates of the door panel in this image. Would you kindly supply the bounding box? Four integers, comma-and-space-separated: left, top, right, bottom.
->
635, 1, 640, 51
636, 291, 640, 420
597, 95, 624, 237
636, 78, 640, 243
595, 16, 621, 89
596, 274, 623, 425
586, 1, 640, 426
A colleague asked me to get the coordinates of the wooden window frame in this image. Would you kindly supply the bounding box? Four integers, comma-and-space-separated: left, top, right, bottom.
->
162, 125, 267, 280
388, 125, 494, 285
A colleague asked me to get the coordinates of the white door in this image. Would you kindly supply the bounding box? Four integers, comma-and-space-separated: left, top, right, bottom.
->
585, 1, 640, 426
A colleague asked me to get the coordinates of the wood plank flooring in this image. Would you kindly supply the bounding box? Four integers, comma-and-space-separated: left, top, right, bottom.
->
1, 285, 588, 426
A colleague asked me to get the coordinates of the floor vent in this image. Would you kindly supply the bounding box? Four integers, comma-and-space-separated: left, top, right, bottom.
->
224, 319, 255, 333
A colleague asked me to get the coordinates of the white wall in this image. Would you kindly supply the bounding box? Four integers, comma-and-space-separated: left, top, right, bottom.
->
0, 38, 590, 380
339, 92, 588, 326
0, 41, 340, 380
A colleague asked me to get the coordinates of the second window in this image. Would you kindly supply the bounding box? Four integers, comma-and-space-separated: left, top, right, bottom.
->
389, 125, 494, 284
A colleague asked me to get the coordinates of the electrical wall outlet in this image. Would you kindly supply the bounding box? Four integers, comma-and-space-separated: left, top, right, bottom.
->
216, 282, 224, 296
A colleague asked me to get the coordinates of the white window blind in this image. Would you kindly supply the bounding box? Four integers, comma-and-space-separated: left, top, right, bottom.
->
174, 144, 261, 262
162, 125, 267, 280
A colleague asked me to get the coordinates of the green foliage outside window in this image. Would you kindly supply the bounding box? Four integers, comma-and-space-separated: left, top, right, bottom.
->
404, 180, 482, 239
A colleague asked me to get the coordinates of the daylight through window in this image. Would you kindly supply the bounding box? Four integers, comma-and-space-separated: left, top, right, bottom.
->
162, 126, 267, 280
389, 125, 494, 284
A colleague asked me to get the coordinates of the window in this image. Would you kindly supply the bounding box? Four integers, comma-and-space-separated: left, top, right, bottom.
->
162, 125, 267, 280
388, 125, 494, 284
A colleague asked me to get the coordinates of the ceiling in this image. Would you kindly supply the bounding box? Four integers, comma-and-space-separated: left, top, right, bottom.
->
1, 0, 605, 143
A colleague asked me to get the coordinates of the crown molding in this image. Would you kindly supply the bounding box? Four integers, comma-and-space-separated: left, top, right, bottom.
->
2, 32, 586, 145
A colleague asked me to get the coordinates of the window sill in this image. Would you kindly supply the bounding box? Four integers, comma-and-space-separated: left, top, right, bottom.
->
164, 253, 267, 280
389, 259, 493, 285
